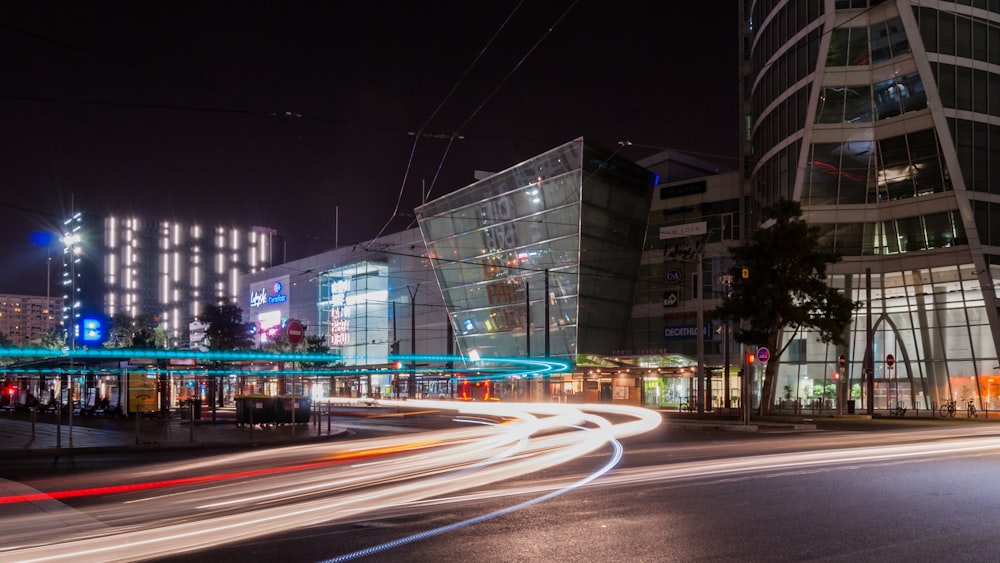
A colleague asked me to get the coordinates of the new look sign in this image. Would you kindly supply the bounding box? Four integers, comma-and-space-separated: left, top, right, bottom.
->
659, 221, 707, 240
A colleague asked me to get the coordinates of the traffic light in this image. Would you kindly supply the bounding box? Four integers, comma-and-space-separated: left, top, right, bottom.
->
746, 352, 755, 365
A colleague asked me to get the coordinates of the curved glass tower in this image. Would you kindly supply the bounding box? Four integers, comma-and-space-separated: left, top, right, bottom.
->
744, 0, 1000, 412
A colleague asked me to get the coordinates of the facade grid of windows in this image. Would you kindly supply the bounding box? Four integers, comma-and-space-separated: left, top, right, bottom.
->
744, 0, 1000, 414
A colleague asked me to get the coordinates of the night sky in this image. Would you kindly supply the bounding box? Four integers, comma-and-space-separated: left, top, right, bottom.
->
1, 1, 740, 296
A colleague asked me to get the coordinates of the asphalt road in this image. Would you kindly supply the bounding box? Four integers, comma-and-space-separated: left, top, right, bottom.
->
158, 419, 1000, 563
3, 405, 999, 563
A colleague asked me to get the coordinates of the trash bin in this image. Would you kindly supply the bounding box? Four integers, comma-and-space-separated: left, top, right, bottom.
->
181, 399, 201, 419
847, 400, 856, 414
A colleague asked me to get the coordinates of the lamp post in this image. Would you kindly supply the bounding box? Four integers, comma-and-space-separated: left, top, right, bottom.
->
63, 213, 82, 449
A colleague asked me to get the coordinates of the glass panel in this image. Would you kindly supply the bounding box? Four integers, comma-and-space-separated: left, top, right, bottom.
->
897, 216, 925, 251
925, 211, 956, 249
827, 28, 850, 66
871, 20, 892, 63
938, 63, 956, 108
841, 140, 875, 203
816, 87, 846, 122
920, 8, 938, 53
956, 66, 973, 111
874, 78, 903, 119
835, 223, 864, 255
908, 129, 947, 195
844, 85, 873, 122
878, 135, 914, 200
897, 72, 928, 114
974, 20, 988, 61
990, 25, 1000, 65
940, 12, 956, 56
848, 27, 870, 65
806, 143, 842, 204
957, 15, 973, 59
888, 16, 911, 57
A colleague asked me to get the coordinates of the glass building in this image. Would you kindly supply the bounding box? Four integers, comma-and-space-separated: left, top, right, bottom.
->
240, 228, 448, 398
743, 0, 1000, 413
415, 138, 657, 400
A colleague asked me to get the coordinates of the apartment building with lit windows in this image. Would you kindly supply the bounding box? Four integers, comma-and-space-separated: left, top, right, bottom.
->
0, 294, 63, 345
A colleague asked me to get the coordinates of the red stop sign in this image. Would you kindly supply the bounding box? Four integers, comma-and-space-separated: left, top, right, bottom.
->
887, 354, 895, 368
287, 320, 304, 344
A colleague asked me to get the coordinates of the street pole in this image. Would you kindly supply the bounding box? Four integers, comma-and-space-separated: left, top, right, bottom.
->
865, 268, 874, 415
696, 250, 705, 415
408, 285, 419, 399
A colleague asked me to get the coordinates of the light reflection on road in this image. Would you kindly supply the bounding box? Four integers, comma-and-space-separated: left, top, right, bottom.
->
0, 401, 660, 563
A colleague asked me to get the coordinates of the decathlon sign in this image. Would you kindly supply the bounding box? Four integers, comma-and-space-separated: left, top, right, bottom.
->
664, 324, 712, 339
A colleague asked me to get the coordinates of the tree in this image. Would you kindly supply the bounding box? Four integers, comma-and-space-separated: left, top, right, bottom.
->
39, 329, 66, 350
712, 199, 856, 415
197, 303, 254, 351
106, 313, 167, 349
0, 331, 13, 367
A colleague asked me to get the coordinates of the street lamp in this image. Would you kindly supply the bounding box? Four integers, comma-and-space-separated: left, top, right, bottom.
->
62, 214, 82, 449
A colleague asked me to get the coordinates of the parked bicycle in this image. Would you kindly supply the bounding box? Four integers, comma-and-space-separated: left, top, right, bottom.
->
889, 405, 907, 417
939, 399, 957, 418
966, 398, 978, 418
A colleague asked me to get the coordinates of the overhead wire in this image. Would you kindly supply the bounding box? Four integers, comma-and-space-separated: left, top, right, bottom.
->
371, 0, 528, 243
377, 0, 581, 237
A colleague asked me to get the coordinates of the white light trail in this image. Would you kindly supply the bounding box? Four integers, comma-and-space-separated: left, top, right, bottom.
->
0, 402, 659, 563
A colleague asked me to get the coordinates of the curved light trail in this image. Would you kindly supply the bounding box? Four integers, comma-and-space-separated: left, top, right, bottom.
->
0, 347, 572, 379
0, 401, 659, 563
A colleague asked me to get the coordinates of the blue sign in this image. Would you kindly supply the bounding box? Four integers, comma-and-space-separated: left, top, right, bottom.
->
79, 317, 104, 343
665, 269, 682, 285
757, 347, 770, 363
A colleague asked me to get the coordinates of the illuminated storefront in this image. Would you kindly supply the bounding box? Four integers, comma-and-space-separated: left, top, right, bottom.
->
246, 275, 291, 347
317, 261, 389, 364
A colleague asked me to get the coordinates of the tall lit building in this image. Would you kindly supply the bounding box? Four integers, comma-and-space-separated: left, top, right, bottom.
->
64, 212, 284, 345
744, 1, 1000, 411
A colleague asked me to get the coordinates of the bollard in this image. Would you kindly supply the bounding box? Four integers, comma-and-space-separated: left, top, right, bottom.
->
189, 401, 195, 443
135, 405, 142, 444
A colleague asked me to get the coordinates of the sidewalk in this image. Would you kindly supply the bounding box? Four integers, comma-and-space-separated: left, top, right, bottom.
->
0, 407, 349, 457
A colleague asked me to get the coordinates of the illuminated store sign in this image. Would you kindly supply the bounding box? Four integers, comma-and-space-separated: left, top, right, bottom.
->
250, 280, 288, 308
329, 278, 350, 346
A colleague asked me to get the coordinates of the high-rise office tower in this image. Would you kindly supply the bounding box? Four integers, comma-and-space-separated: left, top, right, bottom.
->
743, 1, 1000, 411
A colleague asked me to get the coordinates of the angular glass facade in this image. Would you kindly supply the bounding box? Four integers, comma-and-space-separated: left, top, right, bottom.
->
416, 138, 656, 364
744, 0, 1000, 412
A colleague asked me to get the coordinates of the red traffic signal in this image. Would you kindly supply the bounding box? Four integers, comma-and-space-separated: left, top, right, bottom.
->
746, 352, 755, 365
